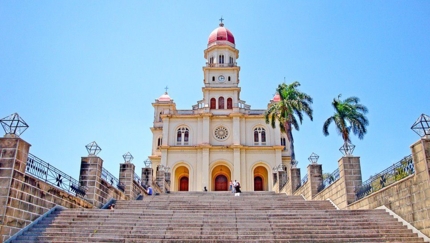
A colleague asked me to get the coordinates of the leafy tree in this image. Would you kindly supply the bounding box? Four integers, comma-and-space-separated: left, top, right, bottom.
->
322, 94, 369, 150
265, 81, 313, 161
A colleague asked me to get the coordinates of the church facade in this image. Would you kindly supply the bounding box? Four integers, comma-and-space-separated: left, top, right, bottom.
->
148, 21, 291, 192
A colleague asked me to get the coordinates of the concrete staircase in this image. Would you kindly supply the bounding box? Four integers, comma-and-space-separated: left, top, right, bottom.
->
9, 192, 426, 242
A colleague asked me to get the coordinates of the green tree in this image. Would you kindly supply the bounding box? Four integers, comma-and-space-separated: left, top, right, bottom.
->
265, 81, 313, 161
323, 94, 369, 152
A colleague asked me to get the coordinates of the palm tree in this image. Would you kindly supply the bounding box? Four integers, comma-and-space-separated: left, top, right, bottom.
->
265, 81, 313, 161
323, 94, 369, 153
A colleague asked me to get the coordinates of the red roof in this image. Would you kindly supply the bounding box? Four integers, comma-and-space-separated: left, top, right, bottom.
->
208, 23, 235, 45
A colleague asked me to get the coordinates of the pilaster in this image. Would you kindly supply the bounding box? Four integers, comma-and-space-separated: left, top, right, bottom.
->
233, 148, 241, 183
202, 148, 209, 191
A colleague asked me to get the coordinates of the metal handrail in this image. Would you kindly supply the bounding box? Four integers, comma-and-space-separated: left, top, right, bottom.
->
26, 153, 86, 197
317, 168, 340, 193
355, 155, 414, 200
101, 167, 124, 192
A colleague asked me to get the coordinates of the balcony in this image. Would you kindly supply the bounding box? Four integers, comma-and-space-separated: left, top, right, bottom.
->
206, 63, 237, 68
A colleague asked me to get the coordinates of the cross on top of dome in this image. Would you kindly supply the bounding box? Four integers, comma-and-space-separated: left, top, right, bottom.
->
219, 17, 224, 27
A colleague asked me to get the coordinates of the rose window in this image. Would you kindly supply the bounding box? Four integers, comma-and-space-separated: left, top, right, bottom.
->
214, 126, 229, 140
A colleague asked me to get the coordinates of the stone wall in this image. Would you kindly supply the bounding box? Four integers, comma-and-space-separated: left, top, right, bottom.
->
347, 139, 430, 236
0, 137, 94, 242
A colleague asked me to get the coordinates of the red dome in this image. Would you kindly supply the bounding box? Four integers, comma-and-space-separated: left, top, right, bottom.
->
208, 23, 235, 46
158, 92, 171, 102
272, 94, 281, 102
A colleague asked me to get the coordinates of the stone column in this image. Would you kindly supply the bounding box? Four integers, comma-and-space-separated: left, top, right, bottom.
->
278, 170, 288, 192
141, 168, 153, 187
119, 162, 135, 199
272, 172, 279, 193
156, 165, 165, 193
165, 172, 171, 192
79, 156, 104, 207
307, 164, 323, 198
0, 136, 31, 242
338, 156, 362, 206
290, 167, 301, 194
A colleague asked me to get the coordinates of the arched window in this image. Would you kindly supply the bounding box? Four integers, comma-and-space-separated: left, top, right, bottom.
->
229, 56, 234, 64
254, 127, 266, 145
218, 97, 224, 109
209, 56, 214, 64
157, 137, 162, 149
158, 112, 162, 122
281, 137, 287, 151
227, 98, 232, 109
176, 127, 189, 146
219, 55, 224, 64
210, 98, 216, 109
228, 76, 231, 81
212, 76, 215, 81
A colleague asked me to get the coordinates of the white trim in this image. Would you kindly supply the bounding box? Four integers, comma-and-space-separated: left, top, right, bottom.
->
377, 205, 430, 242
326, 198, 340, 210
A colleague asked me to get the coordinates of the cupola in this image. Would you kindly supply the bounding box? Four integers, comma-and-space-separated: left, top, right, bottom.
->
207, 21, 235, 48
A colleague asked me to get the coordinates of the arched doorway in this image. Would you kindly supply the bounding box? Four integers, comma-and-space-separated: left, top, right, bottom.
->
215, 175, 228, 191
253, 165, 269, 191
174, 165, 189, 191
179, 177, 188, 191
254, 176, 263, 191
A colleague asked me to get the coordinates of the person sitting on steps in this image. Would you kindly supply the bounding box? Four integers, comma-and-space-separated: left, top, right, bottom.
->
147, 185, 153, 195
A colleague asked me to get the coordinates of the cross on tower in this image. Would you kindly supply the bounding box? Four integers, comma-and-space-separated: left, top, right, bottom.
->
219, 17, 224, 23
164, 86, 169, 93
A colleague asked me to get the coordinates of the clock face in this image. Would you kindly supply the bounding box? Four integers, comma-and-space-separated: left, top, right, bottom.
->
218, 75, 225, 82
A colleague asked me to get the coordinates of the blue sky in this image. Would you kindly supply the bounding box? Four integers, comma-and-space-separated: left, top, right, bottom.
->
1, 1, 429, 183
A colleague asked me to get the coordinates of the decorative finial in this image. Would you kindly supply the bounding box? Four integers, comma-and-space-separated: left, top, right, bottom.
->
86, 141, 102, 156
219, 17, 224, 27
0, 113, 29, 137
411, 114, 430, 138
164, 86, 169, 94
122, 152, 134, 163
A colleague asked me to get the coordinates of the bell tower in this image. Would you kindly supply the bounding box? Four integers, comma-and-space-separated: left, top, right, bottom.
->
202, 20, 241, 111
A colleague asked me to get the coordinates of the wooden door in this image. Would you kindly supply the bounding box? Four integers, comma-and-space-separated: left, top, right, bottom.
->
179, 177, 188, 191
215, 175, 228, 191
254, 176, 263, 191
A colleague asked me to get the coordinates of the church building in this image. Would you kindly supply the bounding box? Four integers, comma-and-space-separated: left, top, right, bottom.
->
148, 21, 291, 192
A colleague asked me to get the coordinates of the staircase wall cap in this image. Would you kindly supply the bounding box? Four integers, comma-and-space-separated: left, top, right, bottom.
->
377, 205, 430, 242
4, 205, 66, 243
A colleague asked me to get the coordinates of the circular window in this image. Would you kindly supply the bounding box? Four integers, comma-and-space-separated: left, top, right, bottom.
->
214, 126, 229, 140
